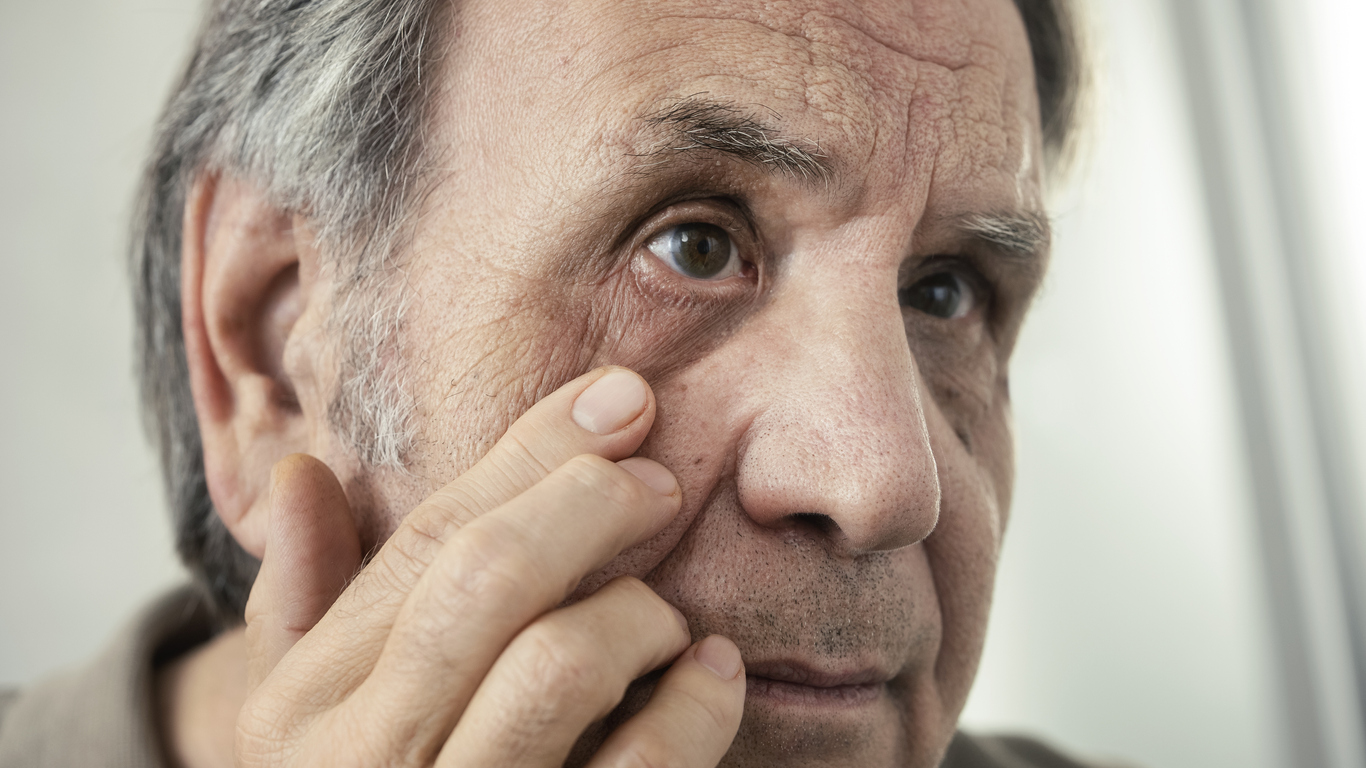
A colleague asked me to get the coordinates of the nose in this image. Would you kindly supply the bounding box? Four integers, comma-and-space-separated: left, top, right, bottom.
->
733, 272, 940, 555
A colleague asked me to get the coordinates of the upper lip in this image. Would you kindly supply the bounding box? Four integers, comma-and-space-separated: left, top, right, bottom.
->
744, 660, 894, 688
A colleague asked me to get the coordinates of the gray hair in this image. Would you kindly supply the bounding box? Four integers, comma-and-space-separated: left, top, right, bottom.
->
132, 0, 1088, 623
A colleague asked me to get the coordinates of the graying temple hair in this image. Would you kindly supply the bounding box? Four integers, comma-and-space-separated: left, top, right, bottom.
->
132, 0, 1087, 622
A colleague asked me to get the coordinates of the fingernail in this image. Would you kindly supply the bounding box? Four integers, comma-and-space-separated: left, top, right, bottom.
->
669, 604, 691, 637
572, 369, 648, 434
694, 635, 743, 680
619, 458, 678, 496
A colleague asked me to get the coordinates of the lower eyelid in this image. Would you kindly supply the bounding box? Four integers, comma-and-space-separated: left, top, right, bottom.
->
628, 252, 755, 313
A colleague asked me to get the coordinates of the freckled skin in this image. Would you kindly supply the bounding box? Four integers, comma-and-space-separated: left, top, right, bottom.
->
340, 0, 1046, 766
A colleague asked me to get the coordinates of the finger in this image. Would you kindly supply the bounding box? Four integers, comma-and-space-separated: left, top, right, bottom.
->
584, 635, 746, 768
335, 455, 682, 761
243, 454, 361, 691
435, 577, 693, 768
267, 367, 658, 703
380, 366, 658, 591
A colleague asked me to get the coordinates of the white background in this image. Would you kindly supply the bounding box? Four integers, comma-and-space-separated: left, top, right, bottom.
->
3, 1, 1359, 766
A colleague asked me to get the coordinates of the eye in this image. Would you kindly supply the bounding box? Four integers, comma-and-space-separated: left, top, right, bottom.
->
646, 222, 744, 280
899, 272, 976, 319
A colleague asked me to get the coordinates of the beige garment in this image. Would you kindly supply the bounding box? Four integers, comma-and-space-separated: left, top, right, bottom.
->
941, 732, 1123, 768
0, 585, 214, 768
0, 585, 1105, 768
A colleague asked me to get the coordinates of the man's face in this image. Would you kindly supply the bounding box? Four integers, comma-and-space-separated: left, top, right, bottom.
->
347, 0, 1045, 764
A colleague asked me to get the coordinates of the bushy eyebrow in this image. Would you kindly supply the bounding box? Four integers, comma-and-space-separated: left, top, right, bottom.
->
957, 211, 1051, 259
635, 95, 833, 182
630, 97, 1050, 261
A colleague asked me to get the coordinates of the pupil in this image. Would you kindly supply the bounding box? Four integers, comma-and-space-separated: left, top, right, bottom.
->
673, 223, 730, 278
900, 273, 962, 318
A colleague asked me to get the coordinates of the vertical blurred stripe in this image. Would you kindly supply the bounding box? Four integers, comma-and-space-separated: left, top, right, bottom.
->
1168, 0, 1366, 765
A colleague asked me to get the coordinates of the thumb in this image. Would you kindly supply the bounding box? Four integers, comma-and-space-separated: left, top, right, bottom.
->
244, 453, 362, 691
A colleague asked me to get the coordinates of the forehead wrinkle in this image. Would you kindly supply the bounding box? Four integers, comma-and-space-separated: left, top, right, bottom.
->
458, 0, 1037, 256
571, 9, 893, 157
640, 1, 992, 73
562, 7, 1003, 183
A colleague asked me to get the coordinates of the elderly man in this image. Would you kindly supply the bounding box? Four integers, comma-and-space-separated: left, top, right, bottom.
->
0, 0, 1092, 766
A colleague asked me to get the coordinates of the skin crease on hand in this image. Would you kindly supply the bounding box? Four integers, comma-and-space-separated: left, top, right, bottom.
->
160, 0, 1049, 767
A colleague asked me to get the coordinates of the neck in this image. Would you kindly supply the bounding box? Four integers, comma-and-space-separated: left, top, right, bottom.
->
155, 628, 247, 768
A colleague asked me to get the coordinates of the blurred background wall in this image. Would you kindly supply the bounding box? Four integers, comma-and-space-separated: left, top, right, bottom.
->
1, 1, 1361, 767
0, 0, 192, 687
955, 1, 1287, 766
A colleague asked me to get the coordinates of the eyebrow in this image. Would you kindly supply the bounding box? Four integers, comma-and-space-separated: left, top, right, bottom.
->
633, 97, 1051, 258
956, 211, 1052, 258
636, 95, 833, 182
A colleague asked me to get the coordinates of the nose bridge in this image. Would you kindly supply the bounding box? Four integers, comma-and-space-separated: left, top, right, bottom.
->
735, 272, 941, 554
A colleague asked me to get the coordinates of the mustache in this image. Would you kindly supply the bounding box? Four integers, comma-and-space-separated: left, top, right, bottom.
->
641, 487, 933, 664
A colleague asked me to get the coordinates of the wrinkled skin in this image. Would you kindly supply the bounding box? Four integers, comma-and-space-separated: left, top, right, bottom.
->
237, 0, 1048, 766
328, 0, 1050, 765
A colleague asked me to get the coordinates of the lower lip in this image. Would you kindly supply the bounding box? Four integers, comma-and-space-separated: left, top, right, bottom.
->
746, 676, 885, 706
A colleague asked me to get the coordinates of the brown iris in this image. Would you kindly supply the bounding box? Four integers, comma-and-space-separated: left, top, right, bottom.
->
661, 223, 733, 279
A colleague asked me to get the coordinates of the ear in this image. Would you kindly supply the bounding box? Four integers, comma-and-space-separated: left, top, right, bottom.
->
182, 173, 328, 559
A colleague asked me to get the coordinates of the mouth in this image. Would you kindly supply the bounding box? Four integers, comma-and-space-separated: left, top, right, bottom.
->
744, 660, 891, 707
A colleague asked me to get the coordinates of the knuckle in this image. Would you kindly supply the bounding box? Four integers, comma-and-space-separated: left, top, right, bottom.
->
497, 429, 559, 478
235, 693, 303, 765
400, 500, 463, 548
604, 577, 684, 634
236, 702, 389, 768
356, 512, 453, 603
343, 558, 406, 612
321, 706, 396, 768
557, 453, 645, 509
434, 527, 537, 609
517, 619, 608, 702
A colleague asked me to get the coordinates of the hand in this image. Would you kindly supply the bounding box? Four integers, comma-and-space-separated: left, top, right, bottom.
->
239, 367, 745, 767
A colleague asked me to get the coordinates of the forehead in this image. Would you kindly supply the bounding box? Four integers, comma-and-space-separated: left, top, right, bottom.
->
439, 0, 1039, 216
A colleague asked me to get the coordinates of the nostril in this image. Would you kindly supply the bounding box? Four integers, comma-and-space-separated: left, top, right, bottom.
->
790, 512, 837, 535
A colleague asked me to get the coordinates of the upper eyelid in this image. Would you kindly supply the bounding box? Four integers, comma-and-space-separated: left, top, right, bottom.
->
901, 256, 995, 309
902, 255, 990, 286
636, 198, 757, 251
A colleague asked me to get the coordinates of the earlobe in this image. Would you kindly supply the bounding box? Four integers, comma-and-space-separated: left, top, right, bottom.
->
182, 173, 321, 559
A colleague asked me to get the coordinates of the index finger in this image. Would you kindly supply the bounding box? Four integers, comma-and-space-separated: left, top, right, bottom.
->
372, 366, 655, 598
260, 367, 658, 688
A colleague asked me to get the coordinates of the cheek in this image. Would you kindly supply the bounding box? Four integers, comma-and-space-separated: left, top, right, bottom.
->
910, 319, 1001, 450
559, 269, 769, 595
393, 261, 605, 502
921, 405, 1006, 717
584, 256, 757, 382
396, 249, 752, 514
913, 336, 1016, 536
568, 351, 748, 597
